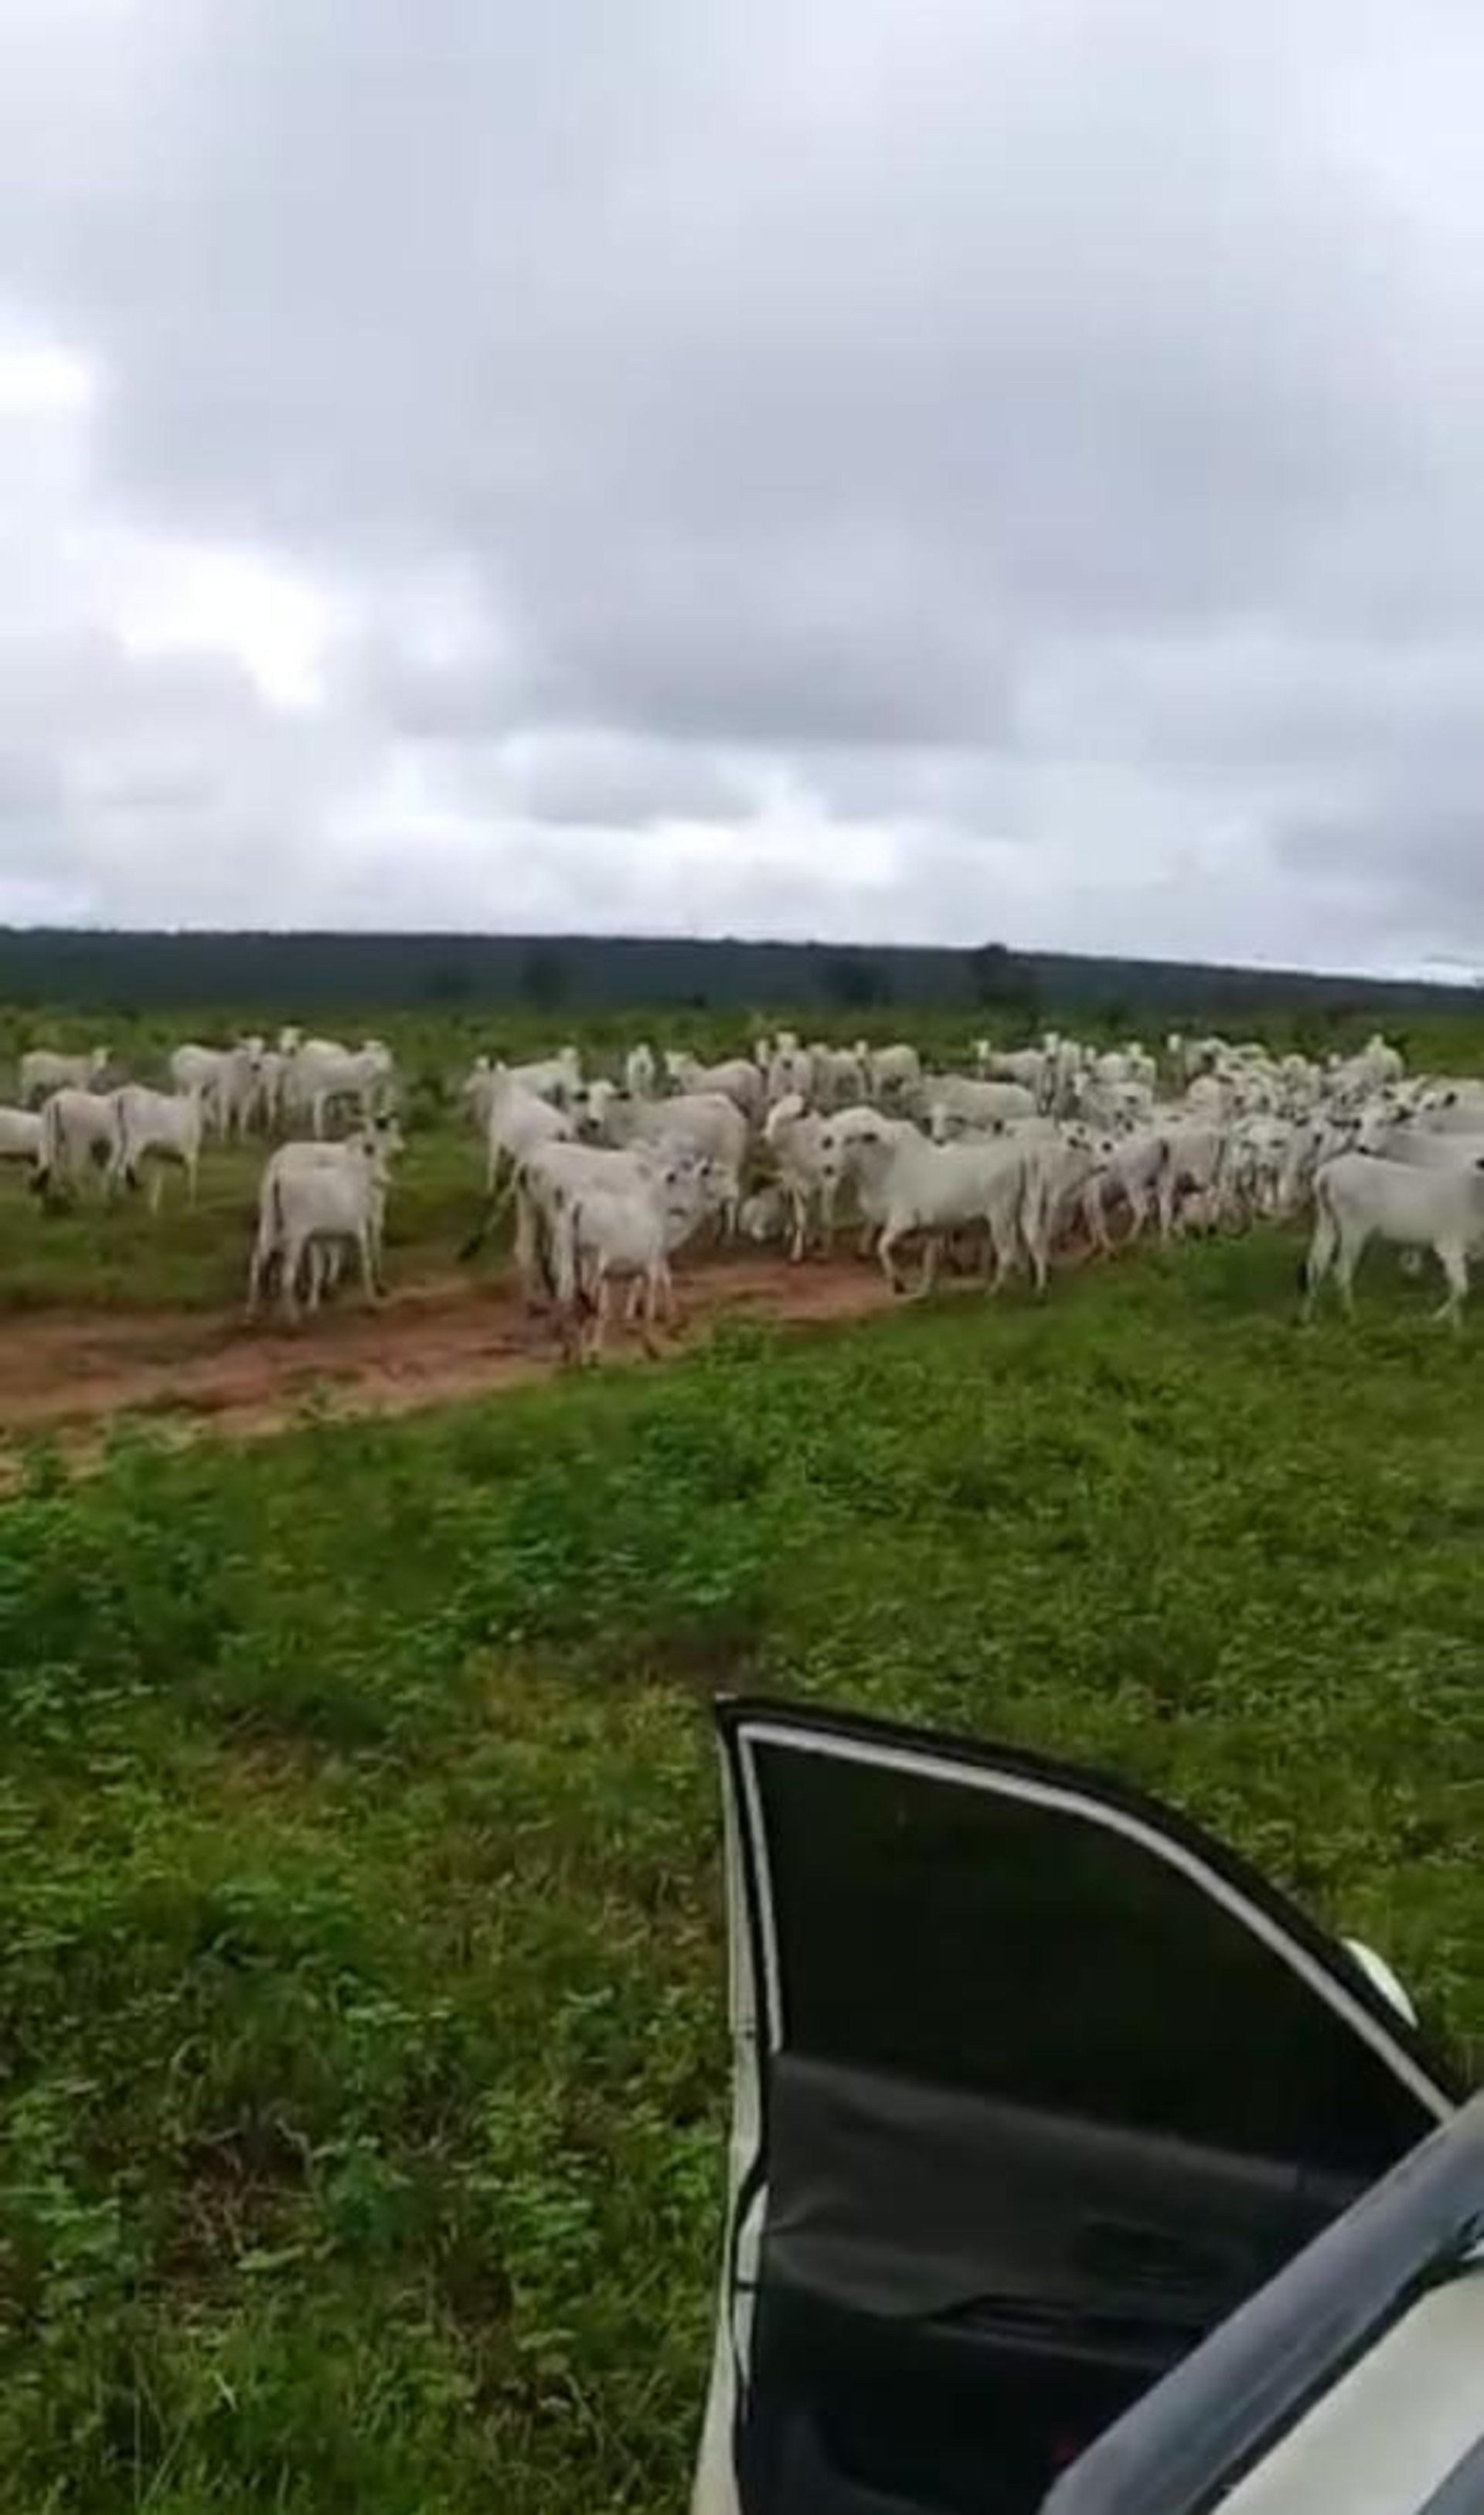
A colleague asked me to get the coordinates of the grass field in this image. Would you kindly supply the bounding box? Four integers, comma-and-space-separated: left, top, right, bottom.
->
2, 1212, 1482, 2512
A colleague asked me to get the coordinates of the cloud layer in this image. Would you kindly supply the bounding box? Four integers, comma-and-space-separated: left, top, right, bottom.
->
3, 0, 1484, 970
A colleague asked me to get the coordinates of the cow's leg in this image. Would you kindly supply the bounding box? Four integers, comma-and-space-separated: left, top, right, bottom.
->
356, 1223, 379, 1309
1333, 1223, 1367, 1319
1302, 1203, 1337, 1318
279, 1230, 303, 1326
1432, 1240, 1469, 1329
878, 1221, 907, 1295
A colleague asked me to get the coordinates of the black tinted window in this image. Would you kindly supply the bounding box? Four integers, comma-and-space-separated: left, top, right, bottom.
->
754, 1741, 1431, 2176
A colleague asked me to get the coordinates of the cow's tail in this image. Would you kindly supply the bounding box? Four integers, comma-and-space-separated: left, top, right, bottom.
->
111, 1092, 138, 1193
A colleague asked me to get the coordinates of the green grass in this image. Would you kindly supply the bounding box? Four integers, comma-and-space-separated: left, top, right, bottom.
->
2, 1230, 1482, 2511
0, 1127, 488, 1315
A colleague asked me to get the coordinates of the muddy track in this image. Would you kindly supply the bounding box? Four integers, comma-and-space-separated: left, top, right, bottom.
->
0, 1254, 901, 1451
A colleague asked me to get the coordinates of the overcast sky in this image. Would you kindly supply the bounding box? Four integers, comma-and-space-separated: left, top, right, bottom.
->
4, 0, 1484, 972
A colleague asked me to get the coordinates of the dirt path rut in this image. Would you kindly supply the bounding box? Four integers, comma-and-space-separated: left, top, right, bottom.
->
0, 1255, 900, 1450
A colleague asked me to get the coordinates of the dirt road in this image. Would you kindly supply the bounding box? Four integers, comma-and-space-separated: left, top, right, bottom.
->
0, 1254, 900, 1450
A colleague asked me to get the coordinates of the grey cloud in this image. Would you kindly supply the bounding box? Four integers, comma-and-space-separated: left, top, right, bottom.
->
494, 731, 761, 831
3, 1, 1484, 952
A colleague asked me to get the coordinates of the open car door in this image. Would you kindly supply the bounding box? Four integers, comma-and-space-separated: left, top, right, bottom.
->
694, 1700, 1463, 2515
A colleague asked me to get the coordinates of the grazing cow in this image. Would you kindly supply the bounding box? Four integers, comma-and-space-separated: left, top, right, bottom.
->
109, 1086, 204, 1210
32, 1089, 119, 1198
1304, 1151, 1484, 1328
19, 1046, 109, 1106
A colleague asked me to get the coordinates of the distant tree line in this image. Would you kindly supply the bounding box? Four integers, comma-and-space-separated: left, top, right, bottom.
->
0, 924, 1473, 1027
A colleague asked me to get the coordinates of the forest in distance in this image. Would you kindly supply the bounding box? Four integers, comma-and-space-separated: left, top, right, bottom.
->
0, 924, 1476, 1023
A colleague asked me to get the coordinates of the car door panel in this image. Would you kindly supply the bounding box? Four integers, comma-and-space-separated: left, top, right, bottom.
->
701, 1700, 1463, 2515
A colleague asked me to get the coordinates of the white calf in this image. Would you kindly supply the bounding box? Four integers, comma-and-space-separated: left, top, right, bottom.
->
1305, 1151, 1484, 1327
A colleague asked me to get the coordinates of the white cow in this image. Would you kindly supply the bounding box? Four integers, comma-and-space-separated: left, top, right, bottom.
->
109, 1087, 204, 1210
819, 1124, 1029, 1295
1414, 1085, 1484, 1136
248, 1047, 291, 1132
501, 1047, 583, 1105
247, 1125, 400, 1323
580, 1086, 747, 1227
866, 1042, 922, 1104
928, 1075, 1038, 1131
1156, 1124, 1230, 1240
625, 1042, 658, 1100
762, 1038, 815, 1106
483, 1070, 574, 1194
19, 1047, 109, 1106
974, 1043, 1049, 1101
1009, 1131, 1106, 1292
1225, 1115, 1294, 1224
761, 1094, 830, 1261
738, 1185, 788, 1244
288, 1040, 396, 1138
664, 1052, 764, 1119
33, 1090, 119, 1197
1305, 1151, 1484, 1327
1081, 1129, 1169, 1251
550, 1153, 723, 1360
0, 1106, 43, 1166
504, 1139, 678, 1306
168, 1042, 260, 1136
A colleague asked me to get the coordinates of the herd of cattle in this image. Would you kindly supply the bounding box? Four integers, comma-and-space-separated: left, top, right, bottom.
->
5, 1023, 1484, 1344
